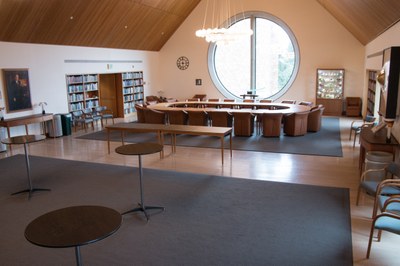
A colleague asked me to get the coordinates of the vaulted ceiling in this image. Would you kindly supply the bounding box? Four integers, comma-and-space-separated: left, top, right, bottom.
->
0, 0, 399, 51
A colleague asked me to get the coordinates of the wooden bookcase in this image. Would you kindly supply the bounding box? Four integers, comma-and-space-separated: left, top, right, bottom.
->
367, 70, 377, 116
66, 74, 100, 112
116, 71, 145, 117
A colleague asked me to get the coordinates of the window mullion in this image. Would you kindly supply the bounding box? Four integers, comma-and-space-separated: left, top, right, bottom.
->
250, 16, 256, 93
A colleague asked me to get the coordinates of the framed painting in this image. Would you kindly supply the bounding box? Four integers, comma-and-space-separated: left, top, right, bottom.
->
3, 69, 33, 112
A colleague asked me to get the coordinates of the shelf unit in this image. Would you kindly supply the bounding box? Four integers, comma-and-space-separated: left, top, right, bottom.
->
367, 70, 377, 116
117, 71, 144, 117
66, 74, 100, 112
316, 69, 344, 116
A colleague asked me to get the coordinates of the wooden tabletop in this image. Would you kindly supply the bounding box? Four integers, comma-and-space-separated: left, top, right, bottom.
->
115, 142, 163, 156
1, 134, 46, 145
25, 205, 122, 248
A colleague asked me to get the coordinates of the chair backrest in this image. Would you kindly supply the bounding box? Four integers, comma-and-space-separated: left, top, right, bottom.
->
307, 106, 324, 132
298, 101, 313, 106
283, 111, 309, 136
187, 111, 209, 126
259, 99, 272, 103
166, 110, 189, 125
233, 112, 255, 136
208, 99, 220, 102
281, 100, 296, 104
192, 94, 207, 101
135, 104, 146, 123
72, 110, 83, 119
208, 111, 233, 127
386, 162, 400, 178
143, 108, 166, 124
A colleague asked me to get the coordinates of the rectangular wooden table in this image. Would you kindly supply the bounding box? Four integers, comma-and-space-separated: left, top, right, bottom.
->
105, 123, 232, 164
0, 113, 54, 138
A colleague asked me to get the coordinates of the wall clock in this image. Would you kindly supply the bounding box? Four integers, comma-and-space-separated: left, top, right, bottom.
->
177, 56, 189, 70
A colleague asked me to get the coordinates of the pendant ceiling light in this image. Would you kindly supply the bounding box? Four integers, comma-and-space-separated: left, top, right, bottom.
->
195, 0, 253, 45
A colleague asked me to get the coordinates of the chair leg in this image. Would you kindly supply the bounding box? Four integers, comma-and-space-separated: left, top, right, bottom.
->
356, 186, 362, 205
366, 221, 376, 258
349, 129, 352, 140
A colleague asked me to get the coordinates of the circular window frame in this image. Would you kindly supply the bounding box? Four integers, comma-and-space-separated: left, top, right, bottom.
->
207, 11, 300, 101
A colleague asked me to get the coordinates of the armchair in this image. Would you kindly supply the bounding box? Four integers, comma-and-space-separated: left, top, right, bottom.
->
208, 111, 233, 127
346, 97, 361, 117
134, 104, 146, 123
283, 111, 309, 136
143, 108, 166, 124
233, 112, 255, 136
307, 105, 325, 132
187, 110, 209, 126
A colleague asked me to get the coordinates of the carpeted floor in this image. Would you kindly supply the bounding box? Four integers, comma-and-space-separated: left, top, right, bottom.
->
77, 117, 343, 157
0, 155, 352, 265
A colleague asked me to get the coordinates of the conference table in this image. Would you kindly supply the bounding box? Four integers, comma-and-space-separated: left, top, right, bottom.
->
147, 101, 311, 114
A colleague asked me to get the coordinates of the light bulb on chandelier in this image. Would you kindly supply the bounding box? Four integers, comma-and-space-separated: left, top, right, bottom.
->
195, 0, 253, 45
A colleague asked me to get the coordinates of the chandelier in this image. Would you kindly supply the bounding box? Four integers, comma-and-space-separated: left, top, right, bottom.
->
195, 0, 253, 45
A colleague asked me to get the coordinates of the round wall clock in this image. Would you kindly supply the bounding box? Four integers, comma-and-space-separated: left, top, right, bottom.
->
177, 56, 189, 70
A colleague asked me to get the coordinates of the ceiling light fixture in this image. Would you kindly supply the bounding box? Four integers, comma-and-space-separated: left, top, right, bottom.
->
195, 0, 253, 45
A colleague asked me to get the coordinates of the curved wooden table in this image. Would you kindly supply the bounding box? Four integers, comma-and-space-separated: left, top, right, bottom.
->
147, 101, 310, 114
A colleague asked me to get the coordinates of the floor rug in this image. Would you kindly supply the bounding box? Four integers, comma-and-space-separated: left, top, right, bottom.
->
77, 117, 343, 157
0, 155, 352, 265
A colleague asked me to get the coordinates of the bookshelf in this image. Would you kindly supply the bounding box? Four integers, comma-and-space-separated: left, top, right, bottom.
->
66, 74, 100, 112
117, 71, 145, 117
367, 70, 377, 116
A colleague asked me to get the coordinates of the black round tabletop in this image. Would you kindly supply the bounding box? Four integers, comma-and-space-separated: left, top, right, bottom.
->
25, 205, 122, 248
1, 134, 46, 145
115, 142, 163, 156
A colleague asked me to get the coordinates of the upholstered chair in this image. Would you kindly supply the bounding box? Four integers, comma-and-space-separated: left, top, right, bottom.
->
283, 111, 309, 136
94, 106, 115, 126
307, 105, 325, 132
143, 108, 166, 124
187, 110, 209, 126
261, 113, 284, 137
233, 112, 255, 136
71, 110, 94, 132
298, 101, 313, 107
281, 100, 296, 104
135, 104, 146, 123
346, 97, 362, 117
166, 109, 189, 125
208, 111, 233, 127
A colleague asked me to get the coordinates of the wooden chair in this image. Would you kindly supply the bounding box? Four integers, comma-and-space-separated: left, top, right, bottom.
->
261, 113, 283, 137
143, 108, 166, 124
135, 104, 146, 123
82, 107, 101, 127
349, 115, 375, 147
281, 100, 296, 104
166, 110, 189, 125
187, 110, 209, 126
307, 105, 325, 132
208, 111, 233, 127
346, 97, 362, 117
233, 112, 255, 136
283, 111, 309, 136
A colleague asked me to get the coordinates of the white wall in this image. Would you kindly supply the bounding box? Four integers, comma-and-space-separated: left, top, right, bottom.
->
365, 21, 400, 141
0, 42, 159, 136
159, 0, 365, 103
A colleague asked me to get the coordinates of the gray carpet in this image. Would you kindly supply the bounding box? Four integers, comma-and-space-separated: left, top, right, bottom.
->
77, 117, 343, 157
0, 155, 352, 265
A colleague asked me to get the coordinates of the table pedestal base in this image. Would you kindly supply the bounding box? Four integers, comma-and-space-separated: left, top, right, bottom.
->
122, 203, 165, 221
12, 188, 51, 199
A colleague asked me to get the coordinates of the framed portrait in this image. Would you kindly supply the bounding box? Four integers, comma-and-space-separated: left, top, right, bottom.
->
3, 69, 33, 112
